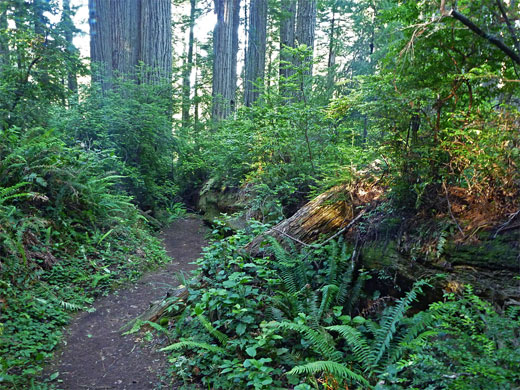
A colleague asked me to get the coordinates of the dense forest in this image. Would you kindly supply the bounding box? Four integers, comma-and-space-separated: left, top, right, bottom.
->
0, 0, 519, 389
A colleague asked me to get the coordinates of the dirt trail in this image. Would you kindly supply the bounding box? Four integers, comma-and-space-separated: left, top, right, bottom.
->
44, 217, 207, 390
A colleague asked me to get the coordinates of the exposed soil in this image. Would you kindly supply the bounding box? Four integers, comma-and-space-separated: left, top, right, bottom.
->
44, 217, 207, 390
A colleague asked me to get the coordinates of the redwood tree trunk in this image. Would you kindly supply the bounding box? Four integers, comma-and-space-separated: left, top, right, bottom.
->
212, 0, 239, 120
89, 0, 114, 87
140, 0, 172, 83
295, 0, 317, 75
88, 0, 172, 88
111, 0, 140, 77
244, 0, 267, 107
231, 0, 240, 111
279, 0, 296, 85
62, 0, 78, 94
182, 0, 197, 125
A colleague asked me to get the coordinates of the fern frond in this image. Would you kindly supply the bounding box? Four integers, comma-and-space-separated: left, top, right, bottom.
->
336, 263, 355, 305
160, 340, 226, 354
326, 325, 371, 366
370, 279, 429, 367
60, 300, 84, 311
288, 361, 371, 388
197, 314, 229, 345
274, 322, 342, 362
344, 271, 367, 313
318, 284, 339, 322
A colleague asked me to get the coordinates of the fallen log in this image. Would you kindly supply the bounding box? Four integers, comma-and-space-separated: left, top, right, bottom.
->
120, 284, 189, 333
245, 182, 381, 256
244, 183, 520, 304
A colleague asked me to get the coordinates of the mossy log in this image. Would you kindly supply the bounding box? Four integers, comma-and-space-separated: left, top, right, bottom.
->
119, 284, 189, 332
245, 184, 520, 304
245, 183, 380, 255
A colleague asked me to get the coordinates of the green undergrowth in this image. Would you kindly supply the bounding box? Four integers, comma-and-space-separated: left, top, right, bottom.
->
0, 127, 170, 389
154, 220, 520, 390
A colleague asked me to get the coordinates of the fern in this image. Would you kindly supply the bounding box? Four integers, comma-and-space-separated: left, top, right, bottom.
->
369, 279, 429, 367
274, 322, 342, 362
326, 325, 372, 366
384, 310, 438, 366
197, 314, 229, 345
60, 300, 85, 312
343, 271, 367, 313
160, 340, 226, 354
288, 361, 371, 388
317, 284, 339, 322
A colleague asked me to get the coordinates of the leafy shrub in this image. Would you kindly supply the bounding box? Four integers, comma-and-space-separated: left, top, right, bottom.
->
157, 225, 520, 390
0, 126, 169, 388
50, 77, 177, 213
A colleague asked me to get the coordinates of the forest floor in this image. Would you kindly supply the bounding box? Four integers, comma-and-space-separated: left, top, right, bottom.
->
43, 217, 208, 390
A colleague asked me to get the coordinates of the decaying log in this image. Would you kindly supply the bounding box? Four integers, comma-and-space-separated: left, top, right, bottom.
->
245, 183, 381, 256
120, 284, 189, 332
244, 182, 520, 304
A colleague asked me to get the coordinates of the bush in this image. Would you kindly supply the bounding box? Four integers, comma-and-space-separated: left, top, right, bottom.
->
0, 126, 169, 388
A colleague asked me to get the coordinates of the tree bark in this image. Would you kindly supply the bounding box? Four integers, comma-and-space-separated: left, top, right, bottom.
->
140, 0, 172, 83
111, 0, 140, 78
212, 0, 239, 120
231, 0, 240, 111
279, 0, 296, 86
89, 0, 172, 88
295, 0, 317, 75
182, 0, 197, 125
62, 0, 78, 94
244, 0, 267, 107
89, 0, 114, 87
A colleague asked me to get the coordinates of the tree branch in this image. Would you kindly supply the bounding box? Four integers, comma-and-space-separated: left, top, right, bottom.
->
495, 0, 520, 55
441, 3, 520, 65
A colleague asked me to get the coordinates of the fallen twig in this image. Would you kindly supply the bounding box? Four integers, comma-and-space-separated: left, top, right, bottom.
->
494, 209, 520, 238
271, 227, 310, 247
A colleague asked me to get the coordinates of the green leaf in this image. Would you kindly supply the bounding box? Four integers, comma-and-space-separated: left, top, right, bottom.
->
236, 322, 247, 336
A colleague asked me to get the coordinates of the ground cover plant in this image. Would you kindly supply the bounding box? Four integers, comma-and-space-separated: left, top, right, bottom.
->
156, 221, 520, 389
0, 127, 170, 389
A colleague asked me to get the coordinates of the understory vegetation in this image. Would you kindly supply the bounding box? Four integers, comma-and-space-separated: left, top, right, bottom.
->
157, 223, 520, 389
1, 0, 520, 389
0, 126, 170, 388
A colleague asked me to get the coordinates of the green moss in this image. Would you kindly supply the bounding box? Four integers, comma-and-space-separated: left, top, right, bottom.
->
445, 230, 520, 270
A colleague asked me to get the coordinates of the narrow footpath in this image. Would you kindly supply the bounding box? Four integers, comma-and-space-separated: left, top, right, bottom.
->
44, 217, 207, 390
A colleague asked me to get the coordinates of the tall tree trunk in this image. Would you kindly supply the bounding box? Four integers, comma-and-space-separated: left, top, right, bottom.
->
244, 0, 267, 107
230, 0, 240, 111
279, 0, 296, 85
62, 0, 78, 94
0, 6, 8, 68
327, 3, 336, 92
111, 0, 140, 78
140, 0, 172, 83
182, 0, 196, 126
212, 0, 238, 120
89, 0, 113, 87
89, 0, 171, 89
295, 0, 317, 75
